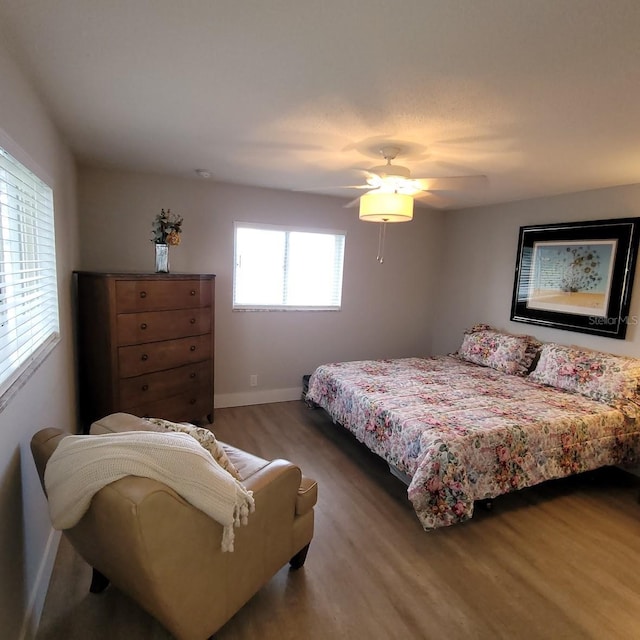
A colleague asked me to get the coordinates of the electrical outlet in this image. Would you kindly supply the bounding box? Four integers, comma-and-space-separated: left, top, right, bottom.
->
249, 374, 258, 387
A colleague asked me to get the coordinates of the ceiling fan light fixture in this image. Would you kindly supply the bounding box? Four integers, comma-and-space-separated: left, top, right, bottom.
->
359, 192, 414, 223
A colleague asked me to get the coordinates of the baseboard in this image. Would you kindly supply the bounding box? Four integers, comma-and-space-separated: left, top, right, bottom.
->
215, 386, 302, 408
19, 528, 61, 640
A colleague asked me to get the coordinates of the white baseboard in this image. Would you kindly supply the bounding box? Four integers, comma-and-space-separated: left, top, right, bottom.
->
215, 386, 302, 408
19, 528, 61, 640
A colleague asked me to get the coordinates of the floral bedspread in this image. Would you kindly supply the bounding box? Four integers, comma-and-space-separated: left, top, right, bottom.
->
305, 356, 640, 530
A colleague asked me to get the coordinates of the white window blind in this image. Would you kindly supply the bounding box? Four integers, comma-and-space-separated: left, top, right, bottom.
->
0, 146, 59, 400
233, 222, 345, 310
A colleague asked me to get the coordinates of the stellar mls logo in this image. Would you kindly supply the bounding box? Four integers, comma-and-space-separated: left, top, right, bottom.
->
588, 315, 639, 326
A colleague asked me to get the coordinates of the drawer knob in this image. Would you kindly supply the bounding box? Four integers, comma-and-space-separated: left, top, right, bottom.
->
140, 291, 147, 298
141, 384, 149, 392
189, 398, 196, 405
141, 354, 149, 361
190, 290, 196, 296
189, 318, 196, 324
140, 323, 147, 330
190, 345, 196, 352
189, 372, 196, 379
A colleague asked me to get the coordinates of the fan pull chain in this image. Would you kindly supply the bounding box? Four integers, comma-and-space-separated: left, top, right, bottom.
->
377, 222, 387, 264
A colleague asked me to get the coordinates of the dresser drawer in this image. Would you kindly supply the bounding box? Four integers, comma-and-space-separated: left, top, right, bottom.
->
115, 279, 212, 313
118, 334, 211, 378
123, 386, 212, 423
118, 360, 211, 407
116, 307, 211, 345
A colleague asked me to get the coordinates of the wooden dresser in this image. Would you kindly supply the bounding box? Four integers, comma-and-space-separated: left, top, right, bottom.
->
74, 272, 215, 431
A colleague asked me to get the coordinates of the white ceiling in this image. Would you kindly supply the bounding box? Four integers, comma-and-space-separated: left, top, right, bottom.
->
1, 0, 640, 209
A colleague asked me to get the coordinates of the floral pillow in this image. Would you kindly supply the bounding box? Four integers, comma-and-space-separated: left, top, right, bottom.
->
529, 344, 640, 417
145, 418, 242, 480
454, 324, 541, 376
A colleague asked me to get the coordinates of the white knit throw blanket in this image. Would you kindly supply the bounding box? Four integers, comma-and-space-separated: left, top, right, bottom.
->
44, 431, 255, 552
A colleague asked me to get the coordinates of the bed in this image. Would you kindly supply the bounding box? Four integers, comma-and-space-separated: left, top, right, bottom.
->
305, 326, 640, 530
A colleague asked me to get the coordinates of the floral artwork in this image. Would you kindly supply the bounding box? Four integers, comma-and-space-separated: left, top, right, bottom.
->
555, 245, 604, 293
305, 356, 640, 530
151, 208, 183, 246
511, 218, 640, 339
527, 240, 613, 314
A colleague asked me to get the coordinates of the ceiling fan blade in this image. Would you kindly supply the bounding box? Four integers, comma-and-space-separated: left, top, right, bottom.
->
344, 196, 362, 209
293, 184, 371, 192
412, 175, 488, 191
413, 191, 454, 209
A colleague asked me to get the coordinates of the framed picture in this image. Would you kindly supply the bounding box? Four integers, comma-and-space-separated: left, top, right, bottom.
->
511, 218, 640, 339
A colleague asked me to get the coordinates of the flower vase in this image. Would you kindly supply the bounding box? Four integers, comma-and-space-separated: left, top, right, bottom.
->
155, 243, 169, 273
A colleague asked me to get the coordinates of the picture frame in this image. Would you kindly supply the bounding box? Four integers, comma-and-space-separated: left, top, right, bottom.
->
510, 217, 640, 339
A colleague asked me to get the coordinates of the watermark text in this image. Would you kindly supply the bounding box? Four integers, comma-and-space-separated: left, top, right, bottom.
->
588, 315, 638, 326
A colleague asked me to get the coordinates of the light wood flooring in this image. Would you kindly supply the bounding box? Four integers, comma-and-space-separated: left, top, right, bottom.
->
36, 400, 640, 640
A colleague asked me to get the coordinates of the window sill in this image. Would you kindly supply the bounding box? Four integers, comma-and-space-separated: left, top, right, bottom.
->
0, 333, 60, 413
232, 306, 341, 312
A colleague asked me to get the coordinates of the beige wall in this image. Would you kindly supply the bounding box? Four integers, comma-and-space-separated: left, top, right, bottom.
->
0, 38, 79, 640
433, 184, 640, 358
78, 167, 444, 406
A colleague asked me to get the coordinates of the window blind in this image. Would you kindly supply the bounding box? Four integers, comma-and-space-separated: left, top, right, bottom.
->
0, 146, 59, 399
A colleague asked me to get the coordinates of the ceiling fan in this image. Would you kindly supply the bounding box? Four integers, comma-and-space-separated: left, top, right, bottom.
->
341, 146, 487, 208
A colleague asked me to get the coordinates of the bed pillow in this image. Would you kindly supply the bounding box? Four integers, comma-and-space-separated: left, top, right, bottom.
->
454, 324, 541, 376
529, 343, 640, 417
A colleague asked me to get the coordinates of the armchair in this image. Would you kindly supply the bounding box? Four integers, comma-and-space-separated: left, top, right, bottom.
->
30, 413, 317, 640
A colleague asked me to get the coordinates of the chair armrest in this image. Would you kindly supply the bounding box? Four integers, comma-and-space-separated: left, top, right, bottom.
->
30, 427, 68, 493
296, 476, 318, 515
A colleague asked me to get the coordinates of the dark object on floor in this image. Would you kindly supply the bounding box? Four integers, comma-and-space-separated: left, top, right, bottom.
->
302, 374, 311, 400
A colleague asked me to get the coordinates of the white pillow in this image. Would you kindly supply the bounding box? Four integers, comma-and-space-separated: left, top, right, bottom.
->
145, 418, 242, 481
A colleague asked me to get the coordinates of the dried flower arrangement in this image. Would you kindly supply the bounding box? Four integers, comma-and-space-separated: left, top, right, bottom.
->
151, 209, 183, 245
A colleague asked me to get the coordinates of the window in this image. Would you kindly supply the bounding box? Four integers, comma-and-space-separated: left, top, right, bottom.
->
233, 222, 345, 310
0, 145, 59, 402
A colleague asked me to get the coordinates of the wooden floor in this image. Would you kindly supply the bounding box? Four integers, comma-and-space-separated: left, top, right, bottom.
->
36, 401, 640, 640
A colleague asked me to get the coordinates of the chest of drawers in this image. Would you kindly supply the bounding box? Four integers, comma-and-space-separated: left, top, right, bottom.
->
74, 272, 215, 431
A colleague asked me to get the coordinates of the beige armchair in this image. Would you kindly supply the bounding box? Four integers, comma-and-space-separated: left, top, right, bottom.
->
31, 413, 317, 640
